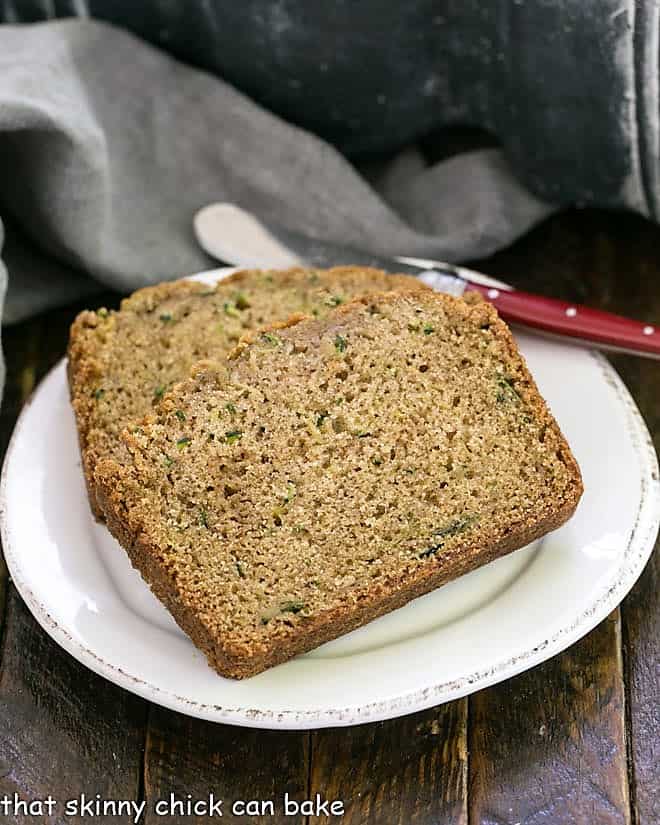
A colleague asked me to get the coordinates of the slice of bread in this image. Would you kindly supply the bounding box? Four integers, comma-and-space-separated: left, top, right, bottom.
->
68, 267, 428, 518
94, 289, 583, 679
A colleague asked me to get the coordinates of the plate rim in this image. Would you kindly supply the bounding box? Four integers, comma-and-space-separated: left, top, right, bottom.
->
1, 347, 658, 730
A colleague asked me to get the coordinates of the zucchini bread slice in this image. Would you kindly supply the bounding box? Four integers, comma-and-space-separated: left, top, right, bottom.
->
68, 267, 427, 518
94, 289, 583, 679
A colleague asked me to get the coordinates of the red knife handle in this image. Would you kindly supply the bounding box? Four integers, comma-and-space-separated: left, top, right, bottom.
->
467, 282, 660, 357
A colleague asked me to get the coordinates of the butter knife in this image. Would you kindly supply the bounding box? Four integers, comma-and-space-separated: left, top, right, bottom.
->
194, 203, 660, 359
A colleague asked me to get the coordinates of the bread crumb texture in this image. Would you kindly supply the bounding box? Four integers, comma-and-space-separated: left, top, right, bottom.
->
67, 267, 427, 517
94, 288, 583, 678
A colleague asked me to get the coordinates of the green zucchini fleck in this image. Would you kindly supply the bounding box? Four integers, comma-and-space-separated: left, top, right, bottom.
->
233, 291, 250, 310
159, 313, 173, 323
175, 409, 186, 421
163, 454, 174, 468
225, 429, 242, 444
419, 515, 478, 558
280, 600, 305, 614
335, 334, 348, 353
199, 509, 208, 527
93, 388, 105, 400
325, 295, 343, 307
225, 402, 237, 414
153, 385, 166, 400
223, 301, 239, 317
495, 375, 521, 403
272, 506, 284, 527
423, 322, 435, 335
96, 308, 108, 318
261, 599, 307, 625
260, 332, 281, 346
176, 437, 191, 449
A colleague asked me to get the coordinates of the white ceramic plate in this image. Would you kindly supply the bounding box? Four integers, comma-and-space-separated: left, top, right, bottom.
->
1, 269, 658, 729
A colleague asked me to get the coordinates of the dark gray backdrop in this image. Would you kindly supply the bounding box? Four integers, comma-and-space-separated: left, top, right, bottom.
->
3, 0, 657, 215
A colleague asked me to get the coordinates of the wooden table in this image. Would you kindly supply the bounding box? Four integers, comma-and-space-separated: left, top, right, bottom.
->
0, 210, 657, 825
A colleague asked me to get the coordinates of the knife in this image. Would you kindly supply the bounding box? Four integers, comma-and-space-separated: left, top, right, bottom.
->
194, 203, 660, 359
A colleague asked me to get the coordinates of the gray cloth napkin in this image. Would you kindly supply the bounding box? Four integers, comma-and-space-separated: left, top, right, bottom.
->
0, 19, 554, 339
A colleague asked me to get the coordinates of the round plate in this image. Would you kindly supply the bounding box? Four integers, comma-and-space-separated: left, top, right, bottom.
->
1, 270, 658, 729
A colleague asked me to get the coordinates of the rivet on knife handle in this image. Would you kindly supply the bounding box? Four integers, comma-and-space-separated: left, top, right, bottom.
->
466, 283, 660, 359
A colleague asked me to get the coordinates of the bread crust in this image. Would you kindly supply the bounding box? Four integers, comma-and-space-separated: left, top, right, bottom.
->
93, 288, 583, 679
96, 464, 579, 678
67, 278, 210, 518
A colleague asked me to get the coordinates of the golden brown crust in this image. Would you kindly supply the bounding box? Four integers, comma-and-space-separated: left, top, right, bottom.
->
93, 288, 583, 679
67, 278, 211, 517
96, 462, 579, 678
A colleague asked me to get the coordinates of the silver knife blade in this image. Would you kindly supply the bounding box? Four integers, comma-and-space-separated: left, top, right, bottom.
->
194, 203, 475, 296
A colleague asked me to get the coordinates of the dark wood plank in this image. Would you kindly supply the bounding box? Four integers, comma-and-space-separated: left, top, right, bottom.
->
583, 216, 660, 825
469, 612, 629, 825
0, 317, 42, 649
0, 294, 147, 824
143, 709, 309, 824
309, 701, 468, 825
0, 547, 6, 656
621, 547, 660, 825
0, 589, 147, 824
469, 209, 660, 825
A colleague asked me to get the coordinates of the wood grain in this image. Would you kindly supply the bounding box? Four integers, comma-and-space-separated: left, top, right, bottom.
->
0, 296, 148, 824
469, 612, 629, 825
588, 216, 660, 825
143, 708, 308, 824
0, 589, 147, 824
0, 318, 42, 647
309, 701, 468, 825
622, 542, 660, 825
